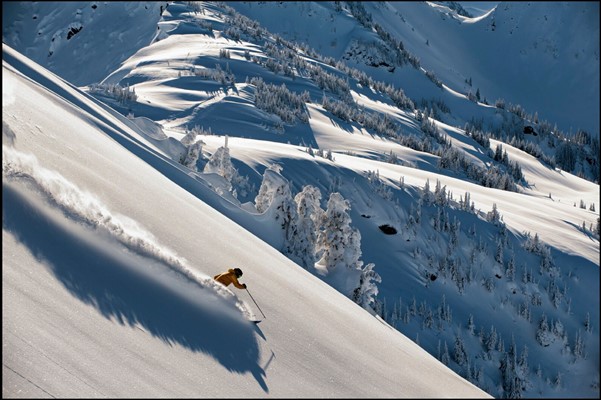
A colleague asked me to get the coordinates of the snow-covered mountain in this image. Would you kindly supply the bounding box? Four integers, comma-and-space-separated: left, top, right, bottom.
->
4, 43, 492, 397
3, 1, 599, 398
2, 1, 164, 86
6, 1, 597, 182
228, 1, 600, 138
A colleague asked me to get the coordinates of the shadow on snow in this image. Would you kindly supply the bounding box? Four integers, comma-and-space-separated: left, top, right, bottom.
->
2, 182, 269, 392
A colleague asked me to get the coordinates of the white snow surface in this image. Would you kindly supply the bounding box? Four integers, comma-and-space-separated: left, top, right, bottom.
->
228, 1, 600, 137
2, 1, 599, 398
3, 43, 488, 398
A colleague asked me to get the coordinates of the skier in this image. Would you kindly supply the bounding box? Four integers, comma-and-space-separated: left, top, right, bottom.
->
214, 268, 247, 289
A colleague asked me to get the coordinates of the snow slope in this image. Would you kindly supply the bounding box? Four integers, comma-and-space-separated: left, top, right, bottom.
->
229, 1, 600, 137
3, 2, 599, 398
2, 43, 488, 398
2, 1, 164, 86
370, 1, 600, 136
69, 1, 598, 267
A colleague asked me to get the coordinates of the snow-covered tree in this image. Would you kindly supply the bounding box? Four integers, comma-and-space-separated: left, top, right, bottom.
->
351, 262, 381, 311
459, 191, 475, 213
573, 329, 586, 359
203, 144, 235, 189
290, 185, 323, 268
88, 82, 137, 104
494, 143, 504, 161
441, 340, 450, 366
486, 203, 501, 225
495, 236, 504, 264
500, 336, 529, 398
554, 371, 562, 389
255, 164, 298, 252
316, 192, 358, 271
523, 232, 542, 253
316, 192, 378, 307
467, 314, 475, 335
366, 170, 393, 200
506, 251, 516, 281
584, 312, 592, 333
453, 334, 468, 366
434, 179, 448, 206
250, 77, 309, 124
485, 325, 498, 355
181, 139, 205, 170
181, 125, 204, 147
547, 278, 563, 308
536, 313, 554, 347
437, 295, 452, 325
255, 164, 283, 212
202, 140, 249, 198
421, 178, 433, 205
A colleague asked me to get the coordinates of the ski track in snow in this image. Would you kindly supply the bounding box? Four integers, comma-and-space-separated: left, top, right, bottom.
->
2, 144, 253, 318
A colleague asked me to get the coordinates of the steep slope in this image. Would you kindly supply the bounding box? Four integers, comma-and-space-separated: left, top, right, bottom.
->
368, 1, 600, 136
229, 1, 599, 137
224, 1, 599, 184
3, 1, 599, 398
3, 43, 489, 398
2, 1, 164, 86
84, 3, 599, 396
82, 1, 598, 263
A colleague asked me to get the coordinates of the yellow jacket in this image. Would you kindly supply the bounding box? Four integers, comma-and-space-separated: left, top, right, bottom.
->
214, 269, 246, 289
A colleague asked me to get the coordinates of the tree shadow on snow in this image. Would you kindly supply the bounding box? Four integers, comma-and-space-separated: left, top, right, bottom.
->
2, 182, 268, 393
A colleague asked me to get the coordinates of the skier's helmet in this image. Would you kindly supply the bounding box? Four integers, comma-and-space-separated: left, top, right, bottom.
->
234, 268, 243, 277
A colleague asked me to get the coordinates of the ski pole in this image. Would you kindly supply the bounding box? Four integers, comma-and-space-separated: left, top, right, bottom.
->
245, 288, 266, 319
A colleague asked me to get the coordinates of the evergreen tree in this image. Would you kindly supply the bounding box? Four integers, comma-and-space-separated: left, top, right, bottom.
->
536, 313, 553, 347
495, 236, 504, 263
500, 335, 527, 398
506, 251, 516, 281
498, 337, 505, 353
573, 329, 585, 359
255, 165, 299, 253
554, 371, 562, 389
467, 314, 475, 335
524, 232, 542, 253
518, 344, 529, 381
453, 334, 468, 366
486, 325, 498, 355
316, 192, 378, 306
494, 144, 504, 161
441, 340, 450, 366
438, 294, 452, 324
203, 145, 236, 191
422, 178, 432, 204
486, 203, 501, 225
434, 179, 448, 206
182, 139, 205, 170
291, 185, 323, 268
255, 164, 283, 213
316, 192, 359, 272
352, 262, 382, 311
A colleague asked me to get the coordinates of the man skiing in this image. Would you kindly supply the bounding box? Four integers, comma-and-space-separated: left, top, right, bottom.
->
214, 268, 247, 289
